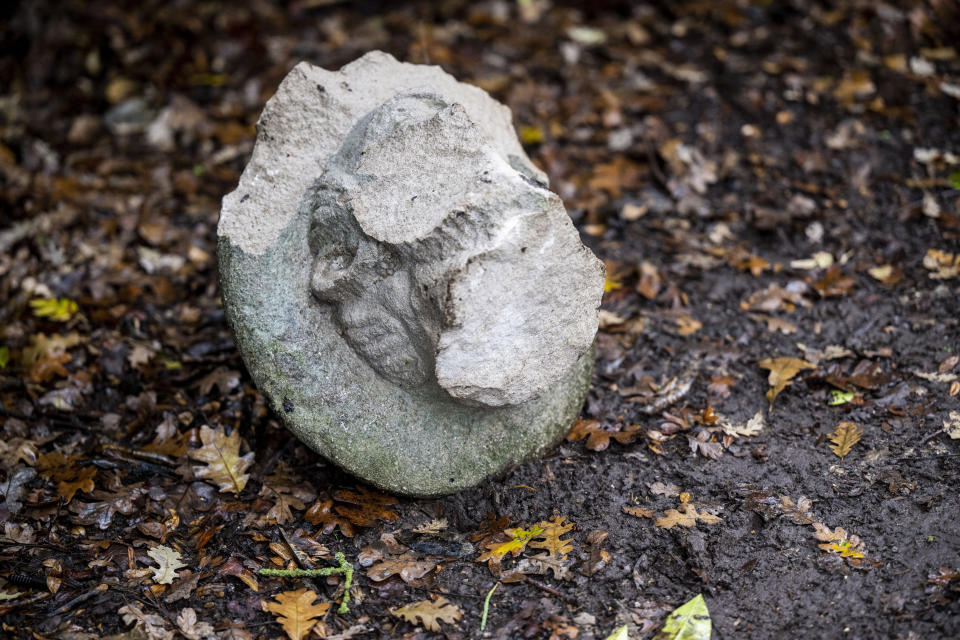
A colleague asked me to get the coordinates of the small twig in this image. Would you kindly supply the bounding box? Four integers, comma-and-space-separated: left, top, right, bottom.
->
521, 576, 575, 603
50, 584, 108, 616
260, 552, 354, 614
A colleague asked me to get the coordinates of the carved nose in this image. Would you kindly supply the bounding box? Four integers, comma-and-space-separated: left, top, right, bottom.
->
311, 248, 355, 302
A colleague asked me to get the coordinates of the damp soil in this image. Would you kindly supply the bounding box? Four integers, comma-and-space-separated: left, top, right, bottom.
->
1, 1, 959, 639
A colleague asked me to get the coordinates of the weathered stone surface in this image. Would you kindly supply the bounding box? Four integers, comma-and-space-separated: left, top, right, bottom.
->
218, 52, 603, 496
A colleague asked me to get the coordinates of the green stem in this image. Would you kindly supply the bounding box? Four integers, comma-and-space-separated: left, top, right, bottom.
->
259, 551, 354, 614
480, 582, 499, 632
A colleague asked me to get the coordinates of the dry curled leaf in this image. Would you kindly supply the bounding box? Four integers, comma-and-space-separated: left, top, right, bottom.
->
719, 412, 764, 438
623, 506, 656, 519
392, 596, 462, 632
262, 589, 330, 640
758, 357, 816, 406
188, 425, 253, 494
147, 544, 188, 585
828, 422, 862, 458
567, 418, 642, 451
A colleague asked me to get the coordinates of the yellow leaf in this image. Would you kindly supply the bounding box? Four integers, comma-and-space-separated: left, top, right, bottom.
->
758, 357, 816, 406
653, 593, 711, 640
519, 125, 544, 145
29, 298, 78, 322
188, 425, 254, 494
262, 589, 330, 640
147, 544, 187, 585
828, 422, 862, 458
392, 596, 462, 632
477, 525, 544, 563
530, 515, 574, 557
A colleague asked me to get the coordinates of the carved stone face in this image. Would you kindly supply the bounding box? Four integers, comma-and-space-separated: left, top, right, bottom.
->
306, 92, 602, 408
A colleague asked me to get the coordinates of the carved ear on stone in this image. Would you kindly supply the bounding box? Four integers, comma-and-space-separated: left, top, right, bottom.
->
435, 194, 604, 408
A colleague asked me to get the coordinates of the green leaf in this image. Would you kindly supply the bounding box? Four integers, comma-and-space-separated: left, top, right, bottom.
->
949, 170, 960, 190
829, 389, 855, 405
0, 346, 8, 369
654, 594, 711, 640
604, 625, 630, 640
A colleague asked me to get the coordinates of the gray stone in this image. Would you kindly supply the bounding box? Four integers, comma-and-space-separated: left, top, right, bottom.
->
217, 52, 603, 496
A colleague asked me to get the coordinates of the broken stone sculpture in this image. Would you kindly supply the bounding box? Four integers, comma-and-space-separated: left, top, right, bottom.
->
218, 51, 604, 496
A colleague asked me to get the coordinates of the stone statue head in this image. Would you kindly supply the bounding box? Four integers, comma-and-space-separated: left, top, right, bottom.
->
306, 92, 601, 408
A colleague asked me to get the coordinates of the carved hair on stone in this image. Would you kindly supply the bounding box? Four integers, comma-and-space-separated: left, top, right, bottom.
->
306, 92, 601, 407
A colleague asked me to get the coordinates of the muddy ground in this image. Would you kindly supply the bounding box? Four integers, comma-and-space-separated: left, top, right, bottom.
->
1, 1, 959, 638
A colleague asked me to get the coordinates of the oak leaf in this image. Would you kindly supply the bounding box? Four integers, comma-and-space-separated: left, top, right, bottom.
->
517, 552, 573, 580
262, 589, 330, 640
623, 506, 656, 519
366, 554, 437, 583
188, 425, 253, 494
412, 518, 448, 535
944, 411, 960, 439
719, 412, 764, 438
21, 332, 83, 383
758, 357, 816, 406
57, 465, 97, 502
257, 464, 316, 525
828, 422, 862, 458
119, 603, 174, 640
176, 608, 216, 640
332, 487, 399, 527
655, 496, 721, 530
530, 515, 574, 557
305, 499, 356, 537
812, 523, 866, 562
147, 544, 188, 585
392, 596, 462, 632
477, 525, 543, 564
779, 496, 816, 525
567, 418, 642, 451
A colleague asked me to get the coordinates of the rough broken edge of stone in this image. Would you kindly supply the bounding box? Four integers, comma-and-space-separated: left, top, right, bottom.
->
218, 50, 545, 257
217, 52, 596, 496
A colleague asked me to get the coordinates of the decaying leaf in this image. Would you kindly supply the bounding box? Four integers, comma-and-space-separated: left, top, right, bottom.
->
653, 593, 711, 640
655, 495, 721, 530
812, 523, 866, 562
779, 496, 816, 525
366, 554, 437, 583
719, 412, 764, 438
567, 418, 642, 451
148, 544, 188, 585
758, 357, 816, 406
176, 607, 216, 640
56, 465, 97, 502
923, 249, 960, 279
119, 603, 174, 640
257, 463, 317, 525
188, 425, 253, 494
21, 332, 83, 383
262, 589, 330, 640
392, 596, 462, 632
623, 506, 656, 519
828, 422, 862, 458
412, 519, 448, 535
944, 411, 960, 439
